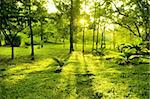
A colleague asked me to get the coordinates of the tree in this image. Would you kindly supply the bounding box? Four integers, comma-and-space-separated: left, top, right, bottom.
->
33, 0, 48, 48
0, 0, 27, 59
92, 2, 96, 51
105, 0, 150, 48
69, 0, 74, 53
53, 0, 75, 53
0, 32, 3, 46
27, 0, 34, 60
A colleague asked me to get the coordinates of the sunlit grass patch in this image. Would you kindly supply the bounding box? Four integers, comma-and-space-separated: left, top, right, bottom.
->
0, 44, 149, 98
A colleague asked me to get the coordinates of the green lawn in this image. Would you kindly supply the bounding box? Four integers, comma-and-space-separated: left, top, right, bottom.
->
0, 44, 149, 99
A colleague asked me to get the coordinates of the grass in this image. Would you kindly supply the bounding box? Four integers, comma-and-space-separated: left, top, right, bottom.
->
0, 43, 150, 99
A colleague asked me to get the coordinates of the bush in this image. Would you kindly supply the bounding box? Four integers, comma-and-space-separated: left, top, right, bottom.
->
24, 37, 40, 46
116, 43, 148, 65
92, 48, 106, 56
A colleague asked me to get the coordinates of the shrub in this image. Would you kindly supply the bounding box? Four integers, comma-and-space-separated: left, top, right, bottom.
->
116, 43, 148, 65
24, 37, 40, 46
92, 48, 106, 56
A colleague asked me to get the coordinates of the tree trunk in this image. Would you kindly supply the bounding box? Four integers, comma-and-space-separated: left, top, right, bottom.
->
82, 28, 85, 53
96, 26, 98, 50
101, 31, 104, 49
29, 0, 34, 60
92, 27, 95, 51
55, 38, 58, 43
0, 41, 1, 46
30, 19, 34, 60
96, 19, 100, 50
40, 21, 43, 48
144, 33, 150, 50
101, 26, 106, 49
70, 0, 74, 53
92, 4, 96, 51
113, 32, 116, 49
11, 44, 14, 59
103, 27, 106, 48
63, 37, 65, 48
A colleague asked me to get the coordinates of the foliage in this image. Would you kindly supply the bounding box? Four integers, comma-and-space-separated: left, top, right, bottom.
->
92, 48, 106, 56
5, 35, 21, 47
52, 57, 65, 67
116, 43, 149, 65
106, 0, 150, 41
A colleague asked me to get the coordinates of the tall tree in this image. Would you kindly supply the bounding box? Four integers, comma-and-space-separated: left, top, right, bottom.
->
92, 2, 96, 51
105, 0, 149, 48
53, 0, 75, 53
0, 32, 3, 46
27, 0, 34, 60
70, 0, 74, 53
0, 0, 26, 59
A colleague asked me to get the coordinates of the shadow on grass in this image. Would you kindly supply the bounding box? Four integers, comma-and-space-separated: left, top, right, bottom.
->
1, 69, 66, 98
0, 51, 149, 98
73, 54, 101, 99
0, 46, 69, 69
92, 60, 150, 98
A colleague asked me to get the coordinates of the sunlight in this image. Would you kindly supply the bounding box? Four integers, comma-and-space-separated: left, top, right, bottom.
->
46, 0, 58, 13
105, 24, 115, 30
81, 3, 91, 14
80, 19, 86, 25
1, 0, 149, 98
90, 17, 94, 22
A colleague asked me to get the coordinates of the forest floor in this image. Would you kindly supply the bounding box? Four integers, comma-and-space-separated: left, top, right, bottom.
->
0, 44, 149, 99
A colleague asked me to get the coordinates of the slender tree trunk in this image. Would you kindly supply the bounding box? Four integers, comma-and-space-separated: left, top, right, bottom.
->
0, 41, 1, 46
55, 38, 58, 43
70, 0, 74, 53
30, 19, 34, 60
11, 44, 14, 59
101, 31, 104, 49
40, 21, 43, 48
96, 19, 100, 50
103, 26, 106, 48
0, 32, 1, 46
96, 26, 98, 50
82, 28, 85, 53
145, 33, 150, 50
63, 38, 65, 48
101, 26, 106, 49
92, 27, 95, 51
92, 4, 96, 51
113, 32, 116, 49
29, 0, 34, 60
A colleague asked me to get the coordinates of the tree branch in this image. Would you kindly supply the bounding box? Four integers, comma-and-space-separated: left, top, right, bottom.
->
134, 22, 141, 37
113, 21, 138, 36
112, 2, 128, 17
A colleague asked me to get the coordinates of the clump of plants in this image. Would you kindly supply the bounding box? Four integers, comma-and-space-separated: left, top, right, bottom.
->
116, 43, 149, 65
52, 56, 70, 73
92, 48, 106, 56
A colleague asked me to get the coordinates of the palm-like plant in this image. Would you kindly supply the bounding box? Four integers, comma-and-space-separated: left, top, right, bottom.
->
52, 55, 70, 73
52, 57, 65, 67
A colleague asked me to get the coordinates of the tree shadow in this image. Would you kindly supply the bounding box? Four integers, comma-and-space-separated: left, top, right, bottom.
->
1, 52, 149, 98
74, 53, 101, 99
92, 60, 150, 98
1, 68, 65, 98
